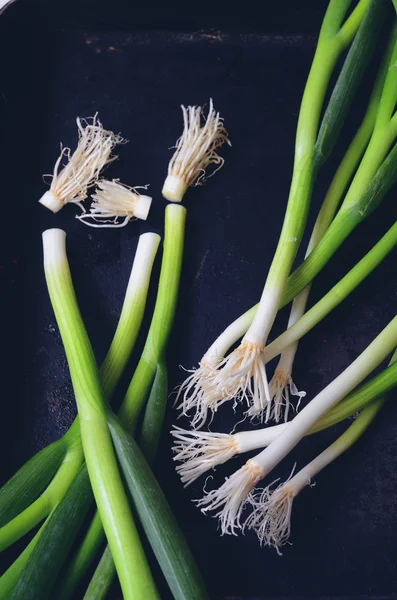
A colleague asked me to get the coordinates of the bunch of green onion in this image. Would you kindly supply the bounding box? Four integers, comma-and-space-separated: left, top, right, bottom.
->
173, 0, 397, 552
0, 96, 229, 598
2, 0, 397, 594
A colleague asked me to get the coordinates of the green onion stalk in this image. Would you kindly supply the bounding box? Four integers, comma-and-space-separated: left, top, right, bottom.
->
40, 228, 159, 600
177, 5, 397, 429
10, 205, 207, 600
172, 352, 397, 486
57, 204, 208, 600
0, 232, 160, 595
243, 347, 397, 553
172, 216, 397, 485
0, 232, 160, 541
183, 0, 374, 423
196, 315, 397, 535
269, 17, 394, 420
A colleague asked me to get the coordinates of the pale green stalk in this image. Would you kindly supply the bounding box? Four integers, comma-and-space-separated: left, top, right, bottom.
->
172, 354, 397, 488
0, 233, 159, 557
270, 38, 390, 412
198, 317, 397, 535
42, 229, 159, 599
246, 349, 397, 552
187, 1, 380, 423
58, 204, 187, 600
243, 0, 357, 346
187, 18, 397, 418
264, 220, 397, 364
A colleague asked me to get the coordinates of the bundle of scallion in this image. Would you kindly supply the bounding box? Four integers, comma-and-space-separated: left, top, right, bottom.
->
170, 0, 397, 552
0, 98, 229, 599
2, 0, 397, 596
177, 0, 396, 428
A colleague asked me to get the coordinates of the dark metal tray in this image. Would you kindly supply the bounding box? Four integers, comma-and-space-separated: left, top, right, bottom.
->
0, 1, 396, 598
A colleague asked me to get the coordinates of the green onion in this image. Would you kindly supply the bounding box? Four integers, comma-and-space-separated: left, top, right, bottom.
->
109, 416, 209, 600
192, 0, 369, 421
84, 359, 179, 600
59, 204, 208, 600
0, 231, 159, 555
41, 228, 159, 599
9, 467, 93, 600
244, 348, 397, 552
268, 17, 393, 419
178, 25, 397, 428
197, 316, 397, 535
263, 220, 397, 364
172, 356, 397, 485
177, 0, 390, 427
0, 439, 67, 527
0, 232, 160, 597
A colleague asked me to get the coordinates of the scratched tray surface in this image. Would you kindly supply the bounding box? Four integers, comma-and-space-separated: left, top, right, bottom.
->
0, 4, 397, 599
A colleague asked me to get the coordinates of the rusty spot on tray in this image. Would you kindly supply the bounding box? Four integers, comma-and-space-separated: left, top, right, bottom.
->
195, 249, 210, 282
200, 32, 222, 41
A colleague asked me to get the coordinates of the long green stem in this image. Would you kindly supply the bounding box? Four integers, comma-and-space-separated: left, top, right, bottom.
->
120, 204, 186, 429
313, 0, 386, 168
205, 135, 397, 371
0, 233, 159, 559
190, 1, 387, 423
0, 533, 39, 597
243, 0, 358, 350
57, 205, 206, 600
271, 27, 392, 396
0, 441, 82, 552
42, 229, 159, 600
197, 13, 396, 374
57, 204, 188, 600
312, 351, 397, 432
253, 316, 397, 480
9, 467, 93, 600
109, 415, 209, 600
254, 351, 397, 553
84, 359, 170, 600
264, 220, 397, 364
0, 439, 67, 528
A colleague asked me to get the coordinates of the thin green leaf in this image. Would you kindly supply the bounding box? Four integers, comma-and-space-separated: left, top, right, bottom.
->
314, 0, 389, 168
109, 415, 209, 600
9, 467, 92, 600
138, 360, 169, 465
0, 440, 66, 527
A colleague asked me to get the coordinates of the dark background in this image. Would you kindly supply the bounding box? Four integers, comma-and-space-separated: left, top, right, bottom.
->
0, 1, 397, 598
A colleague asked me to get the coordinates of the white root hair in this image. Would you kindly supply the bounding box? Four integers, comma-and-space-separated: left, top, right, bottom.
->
171, 427, 238, 486
77, 179, 152, 228
244, 470, 298, 554
268, 368, 306, 423
40, 115, 124, 213
162, 98, 230, 202
197, 460, 263, 535
212, 342, 271, 421
176, 342, 273, 427
175, 360, 230, 430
